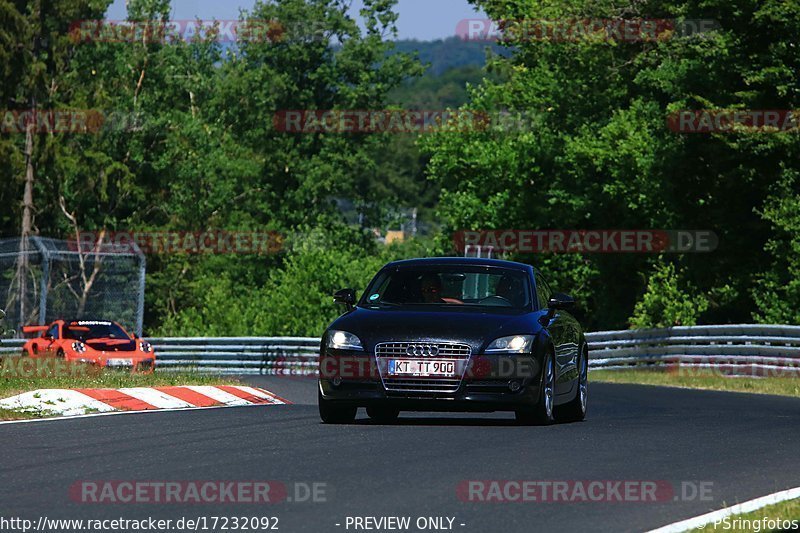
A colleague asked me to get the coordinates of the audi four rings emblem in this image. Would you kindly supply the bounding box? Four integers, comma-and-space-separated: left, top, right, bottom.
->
406, 344, 440, 357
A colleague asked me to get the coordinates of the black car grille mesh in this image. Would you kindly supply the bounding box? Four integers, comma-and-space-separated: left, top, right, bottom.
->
375, 342, 471, 393
375, 342, 471, 359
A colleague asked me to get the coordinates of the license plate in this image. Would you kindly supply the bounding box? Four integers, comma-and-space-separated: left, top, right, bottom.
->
106, 359, 133, 368
388, 359, 458, 377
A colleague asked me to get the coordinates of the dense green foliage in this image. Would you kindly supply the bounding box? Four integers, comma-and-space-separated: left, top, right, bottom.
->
422, 0, 800, 330
2, 0, 799, 336
1, 0, 432, 335
158, 230, 440, 336
629, 262, 709, 329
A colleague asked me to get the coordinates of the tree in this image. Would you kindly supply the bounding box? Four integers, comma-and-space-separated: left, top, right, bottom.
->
422, 0, 800, 329
630, 261, 708, 329
0, 0, 110, 327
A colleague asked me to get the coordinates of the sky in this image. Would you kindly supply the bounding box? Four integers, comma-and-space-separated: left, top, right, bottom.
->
105, 0, 486, 41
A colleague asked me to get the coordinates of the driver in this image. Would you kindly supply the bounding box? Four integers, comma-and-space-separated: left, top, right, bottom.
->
496, 275, 521, 306
420, 274, 444, 303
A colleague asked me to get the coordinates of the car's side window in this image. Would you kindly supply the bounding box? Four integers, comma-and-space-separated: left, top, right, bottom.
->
535, 273, 552, 310
47, 323, 59, 339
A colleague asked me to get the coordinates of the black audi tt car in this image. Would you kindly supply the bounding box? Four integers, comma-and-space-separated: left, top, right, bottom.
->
318, 257, 588, 425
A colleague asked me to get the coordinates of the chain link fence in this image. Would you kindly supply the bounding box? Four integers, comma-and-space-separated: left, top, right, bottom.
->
0, 237, 146, 336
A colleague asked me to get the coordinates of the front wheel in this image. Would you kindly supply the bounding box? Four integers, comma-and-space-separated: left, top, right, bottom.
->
516, 349, 555, 426
557, 345, 588, 423
318, 389, 357, 424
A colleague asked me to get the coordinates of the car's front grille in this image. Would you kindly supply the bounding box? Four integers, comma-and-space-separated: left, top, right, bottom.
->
375, 342, 472, 393
383, 379, 462, 394
375, 342, 471, 359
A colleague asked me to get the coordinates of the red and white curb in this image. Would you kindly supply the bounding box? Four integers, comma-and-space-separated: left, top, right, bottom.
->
0, 385, 290, 418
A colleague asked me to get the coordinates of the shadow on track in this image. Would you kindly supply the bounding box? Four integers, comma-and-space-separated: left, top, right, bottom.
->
349, 414, 587, 427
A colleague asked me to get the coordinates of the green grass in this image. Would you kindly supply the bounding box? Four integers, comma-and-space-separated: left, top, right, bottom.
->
592, 368, 800, 398
692, 498, 800, 532
0, 357, 239, 420
0, 408, 43, 420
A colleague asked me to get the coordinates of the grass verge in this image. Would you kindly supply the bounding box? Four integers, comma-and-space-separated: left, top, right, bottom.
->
591, 368, 800, 398
692, 497, 800, 532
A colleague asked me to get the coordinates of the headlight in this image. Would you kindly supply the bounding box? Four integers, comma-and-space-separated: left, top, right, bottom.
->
485, 335, 535, 354
327, 330, 364, 351
140, 341, 152, 353
71, 341, 87, 354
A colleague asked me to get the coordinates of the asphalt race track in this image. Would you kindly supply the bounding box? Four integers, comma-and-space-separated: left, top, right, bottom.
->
1, 379, 798, 533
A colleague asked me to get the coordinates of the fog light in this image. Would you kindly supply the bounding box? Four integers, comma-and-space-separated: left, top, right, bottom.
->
508, 380, 521, 392
332, 377, 343, 387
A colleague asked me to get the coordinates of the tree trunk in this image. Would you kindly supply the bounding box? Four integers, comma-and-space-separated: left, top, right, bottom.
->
16, 116, 35, 327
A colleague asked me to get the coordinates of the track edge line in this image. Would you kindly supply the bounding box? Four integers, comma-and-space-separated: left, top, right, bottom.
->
647, 486, 800, 533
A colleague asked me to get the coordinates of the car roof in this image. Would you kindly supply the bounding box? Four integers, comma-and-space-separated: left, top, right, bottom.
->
384, 257, 533, 272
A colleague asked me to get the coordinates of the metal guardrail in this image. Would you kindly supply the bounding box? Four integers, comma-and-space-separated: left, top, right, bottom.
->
149, 337, 319, 375
585, 325, 800, 375
0, 337, 321, 376
0, 339, 24, 355
1, 325, 799, 376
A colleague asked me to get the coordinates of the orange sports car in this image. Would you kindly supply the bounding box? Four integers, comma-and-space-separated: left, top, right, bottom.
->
22, 319, 156, 372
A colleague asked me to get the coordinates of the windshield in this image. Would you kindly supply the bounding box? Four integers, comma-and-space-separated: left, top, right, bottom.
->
62, 321, 131, 341
362, 267, 531, 309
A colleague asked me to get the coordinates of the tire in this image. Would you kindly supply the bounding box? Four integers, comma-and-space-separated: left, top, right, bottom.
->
318, 389, 357, 424
366, 406, 400, 423
516, 349, 556, 426
556, 344, 588, 423
56, 349, 65, 358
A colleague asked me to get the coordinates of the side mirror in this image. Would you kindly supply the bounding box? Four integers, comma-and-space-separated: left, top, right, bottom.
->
333, 288, 357, 311
540, 293, 576, 325
548, 293, 576, 311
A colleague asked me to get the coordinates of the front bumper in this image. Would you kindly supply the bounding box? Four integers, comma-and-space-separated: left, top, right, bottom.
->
100, 358, 155, 373
319, 379, 541, 412
319, 349, 543, 412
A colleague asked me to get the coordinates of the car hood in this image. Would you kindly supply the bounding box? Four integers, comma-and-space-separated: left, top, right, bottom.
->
84, 339, 138, 352
329, 306, 544, 352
